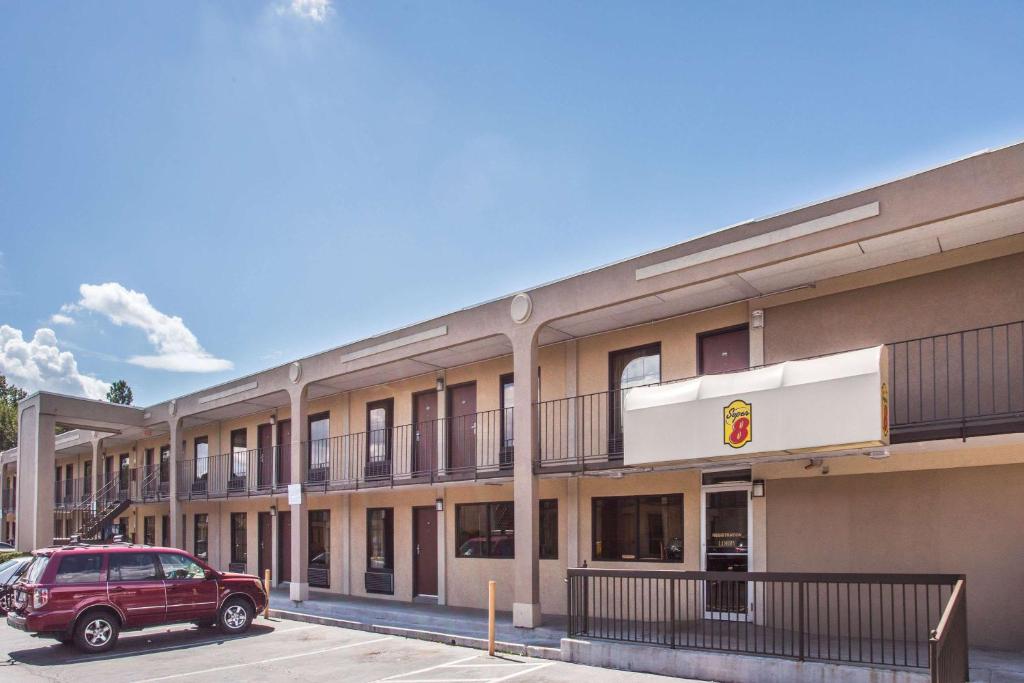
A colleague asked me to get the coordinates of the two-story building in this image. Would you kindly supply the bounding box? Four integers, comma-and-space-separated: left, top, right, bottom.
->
10, 142, 1024, 671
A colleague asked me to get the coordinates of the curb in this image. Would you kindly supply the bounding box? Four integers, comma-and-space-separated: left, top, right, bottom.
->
266, 608, 564, 661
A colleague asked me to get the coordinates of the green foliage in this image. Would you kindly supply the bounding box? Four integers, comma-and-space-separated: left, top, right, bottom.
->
0, 550, 28, 564
0, 374, 27, 452
106, 379, 134, 406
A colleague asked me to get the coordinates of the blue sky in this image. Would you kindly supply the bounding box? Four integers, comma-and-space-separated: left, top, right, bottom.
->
1, 1, 1023, 406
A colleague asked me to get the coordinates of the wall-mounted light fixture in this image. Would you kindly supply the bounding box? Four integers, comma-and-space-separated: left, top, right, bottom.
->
270, 505, 278, 518
436, 376, 446, 392
751, 480, 766, 498
435, 498, 444, 512
270, 414, 277, 426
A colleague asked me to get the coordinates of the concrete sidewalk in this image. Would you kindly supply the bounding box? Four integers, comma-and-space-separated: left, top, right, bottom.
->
268, 587, 566, 654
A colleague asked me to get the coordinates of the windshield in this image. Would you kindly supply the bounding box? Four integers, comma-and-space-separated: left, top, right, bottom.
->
0, 557, 28, 584
24, 555, 50, 584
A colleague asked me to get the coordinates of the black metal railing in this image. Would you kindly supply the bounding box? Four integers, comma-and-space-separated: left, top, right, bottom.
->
567, 568, 964, 672
301, 408, 512, 490
929, 579, 969, 683
54, 477, 92, 509
538, 322, 1024, 471
887, 321, 1024, 442
176, 448, 281, 500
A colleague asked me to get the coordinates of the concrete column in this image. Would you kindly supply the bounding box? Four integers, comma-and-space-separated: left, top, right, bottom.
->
289, 384, 310, 602
246, 510, 259, 575
565, 340, 578, 462
90, 437, 101, 506
566, 477, 580, 568
436, 372, 447, 475
168, 419, 183, 549
511, 326, 541, 627
436, 490, 447, 606
16, 402, 56, 551
340, 494, 351, 594
749, 307, 765, 367
271, 504, 280, 585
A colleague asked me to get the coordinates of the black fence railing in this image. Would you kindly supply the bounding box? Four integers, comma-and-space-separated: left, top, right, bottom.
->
176, 448, 282, 500
567, 568, 965, 673
54, 477, 93, 509
929, 579, 969, 683
301, 409, 512, 490
886, 321, 1024, 442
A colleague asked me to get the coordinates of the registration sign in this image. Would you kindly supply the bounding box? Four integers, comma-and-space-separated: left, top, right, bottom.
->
287, 483, 302, 506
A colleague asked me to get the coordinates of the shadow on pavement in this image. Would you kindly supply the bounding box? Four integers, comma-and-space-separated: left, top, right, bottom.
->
7, 623, 277, 666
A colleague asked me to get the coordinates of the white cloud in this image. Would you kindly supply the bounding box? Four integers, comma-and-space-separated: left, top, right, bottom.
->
76, 283, 233, 373
278, 0, 332, 22
0, 325, 110, 399
49, 313, 75, 326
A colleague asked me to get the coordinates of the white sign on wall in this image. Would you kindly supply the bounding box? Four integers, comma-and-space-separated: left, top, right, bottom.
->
623, 345, 890, 466
287, 484, 303, 506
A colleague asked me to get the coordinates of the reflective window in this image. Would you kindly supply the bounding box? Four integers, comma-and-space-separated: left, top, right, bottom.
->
456, 502, 514, 558
539, 499, 558, 560
366, 508, 393, 571
593, 494, 683, 562
194, 513, 209, 561
231, 513, 247, 564
309, 510, 329, 568
195, 437, 209, 479
143, 516, 156, 546
308, 414, 330, 471
54, 554, 102, 584
159, 553, 205, 580
107, 553, 160, 582
231, 429, 247, 478
366, 401, 392, 464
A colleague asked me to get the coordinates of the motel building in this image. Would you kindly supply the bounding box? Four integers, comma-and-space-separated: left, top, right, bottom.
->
5, 142, 1024, 681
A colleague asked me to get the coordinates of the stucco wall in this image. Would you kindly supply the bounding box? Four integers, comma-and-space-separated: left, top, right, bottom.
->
765, 462, 1024, 650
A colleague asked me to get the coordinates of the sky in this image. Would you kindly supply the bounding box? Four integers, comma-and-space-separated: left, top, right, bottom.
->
1, 0, 1023, 407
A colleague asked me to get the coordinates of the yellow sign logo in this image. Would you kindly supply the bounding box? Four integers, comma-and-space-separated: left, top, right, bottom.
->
724, 399, 752, 449
881, 382, 889, 439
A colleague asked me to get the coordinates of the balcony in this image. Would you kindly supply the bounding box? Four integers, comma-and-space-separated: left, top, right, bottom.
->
302, 408, 513, 491
536, 321, 1024, 473
54, 477, 92, 510
177, 448, 283, 500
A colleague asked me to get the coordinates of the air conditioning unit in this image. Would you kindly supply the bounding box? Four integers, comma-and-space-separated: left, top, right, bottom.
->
365, 571, 394, 595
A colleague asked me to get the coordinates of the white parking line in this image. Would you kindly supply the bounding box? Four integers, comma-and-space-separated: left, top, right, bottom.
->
372, 652, 555, 683
131, 636, 392, 682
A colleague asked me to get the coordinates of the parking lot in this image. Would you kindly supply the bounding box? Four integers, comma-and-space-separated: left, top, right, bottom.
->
0, 616, 695, 683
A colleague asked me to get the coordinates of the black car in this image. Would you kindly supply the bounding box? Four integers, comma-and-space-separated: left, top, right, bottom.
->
0, 556, 31, 614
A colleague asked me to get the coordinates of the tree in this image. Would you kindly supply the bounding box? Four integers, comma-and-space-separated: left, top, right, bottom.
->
106, 380, 134, 406
0, 374, 27, 451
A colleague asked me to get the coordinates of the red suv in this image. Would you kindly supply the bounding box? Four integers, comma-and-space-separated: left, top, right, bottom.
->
6, 544, 268, 653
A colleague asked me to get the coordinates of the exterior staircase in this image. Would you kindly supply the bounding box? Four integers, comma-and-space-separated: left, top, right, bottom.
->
64, 477, 131, 542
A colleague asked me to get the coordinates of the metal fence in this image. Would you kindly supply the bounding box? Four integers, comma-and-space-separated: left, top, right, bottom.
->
177, 448, 281, 500
929, 579, 969, 683
567, 568, 966, 674
301, 408, 513, 490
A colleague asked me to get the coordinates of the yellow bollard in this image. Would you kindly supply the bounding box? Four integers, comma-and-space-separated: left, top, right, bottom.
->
264, 569, 272, 618
487, 580, 496, 656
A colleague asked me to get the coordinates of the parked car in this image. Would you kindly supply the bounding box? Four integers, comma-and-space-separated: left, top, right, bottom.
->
5, 544, 267, 653
0, 556, 32, 614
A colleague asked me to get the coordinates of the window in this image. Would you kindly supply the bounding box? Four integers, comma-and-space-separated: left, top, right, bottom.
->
159, 553, 205, 580
54, 554, 102, 584
143, 516, 156, 546
308, 413, 330, 473
456, 502, 514, 558
366, 508, 393, 571
195, 437, 209, 479
108, 553, 161, 581
608, 343, 661, 454
366, 400, 392, 465
539, 499, 558, 560
194, 513, 209, 561
309, 510, 329, 569
161, 515, 170, 547
592, 494, 683, 562
698, 325, 750, 375
159, 445, 170, 482
231, 428, 247, 478
83, 461, 92, 495
231, 513, 247, 564
500, 374, 514, 463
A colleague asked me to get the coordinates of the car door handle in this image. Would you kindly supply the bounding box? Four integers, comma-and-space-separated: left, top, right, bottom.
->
110, 586, 126, 593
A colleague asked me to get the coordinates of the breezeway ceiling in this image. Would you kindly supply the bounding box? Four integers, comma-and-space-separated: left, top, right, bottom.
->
540, 200, 1024, 342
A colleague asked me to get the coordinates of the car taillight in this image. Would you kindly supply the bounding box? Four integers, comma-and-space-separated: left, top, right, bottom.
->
32, 588, 49, 609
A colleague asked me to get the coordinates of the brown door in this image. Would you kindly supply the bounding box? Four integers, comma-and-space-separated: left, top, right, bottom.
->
447, 383, 477, 473
257, 424, 273, 489
278, 511, 291, 583
413, 507, 438, 597
413, 390, 438, 475
699, 326, 750, 375
258, 512, 272, 580
277, 419, 292, 485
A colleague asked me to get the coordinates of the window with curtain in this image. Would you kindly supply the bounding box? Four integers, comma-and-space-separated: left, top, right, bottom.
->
592, 494, 683, 562
366, 508, 394, 571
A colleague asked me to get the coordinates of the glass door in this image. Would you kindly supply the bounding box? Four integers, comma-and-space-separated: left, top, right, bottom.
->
702, 485, 752, 619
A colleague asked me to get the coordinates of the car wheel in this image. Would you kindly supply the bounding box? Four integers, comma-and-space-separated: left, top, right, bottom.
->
218, 598, 253, 635
74, 611, 119, 654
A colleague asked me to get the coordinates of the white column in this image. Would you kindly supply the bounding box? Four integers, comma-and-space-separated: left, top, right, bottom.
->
565, 340, 578, 462
511, 326, 541, 627
340, 494, 351, 594
16, 403, 55, 551
566, 477, 580, 568
749, 307, 765, 367
289, 384, 310, 602
168, 419, 183, 549
436, 491, 447, 606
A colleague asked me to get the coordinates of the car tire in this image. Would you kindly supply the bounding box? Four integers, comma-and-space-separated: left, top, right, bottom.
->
73, 610, 119, 654
218, 598, 253, 635
56, 633, 74, 645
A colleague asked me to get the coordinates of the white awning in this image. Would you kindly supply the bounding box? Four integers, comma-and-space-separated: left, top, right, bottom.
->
623, 345, 890, 466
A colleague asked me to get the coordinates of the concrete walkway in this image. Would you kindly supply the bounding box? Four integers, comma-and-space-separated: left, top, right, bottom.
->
268, 587, 566, 652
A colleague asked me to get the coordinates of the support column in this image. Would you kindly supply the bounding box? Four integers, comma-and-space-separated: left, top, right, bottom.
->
339, 494, 351, 594
89, 437, 101, 507
749, 307, 765, 367
436, 490, 447, 605
565, 340, 578, 462
566, 477, 580, 568
289, 384, 310, 602
511, 326, 541, 627
16, 401, 55, 551
271, 506, 280, 585
168, 418, 183, 549
435, 371, 447, 475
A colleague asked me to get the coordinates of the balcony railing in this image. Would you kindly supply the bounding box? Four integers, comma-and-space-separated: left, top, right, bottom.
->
537, 321, 1024, 472
54, 477, 93, 510
302, 408, 512, 491
177, 448, 282, 500
568, 568, 967, 679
